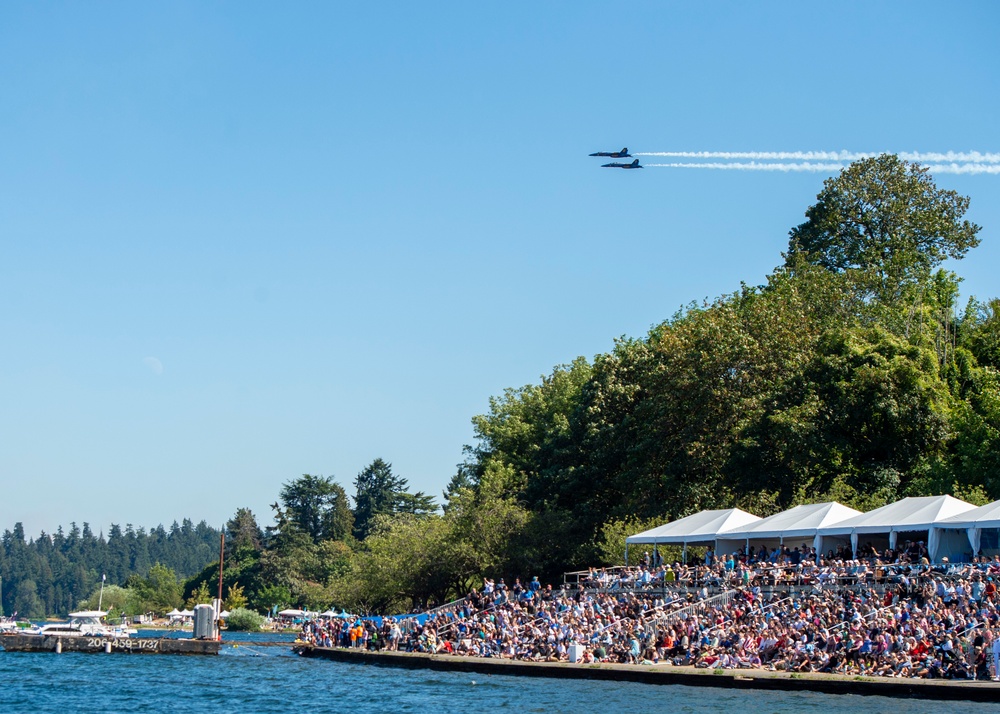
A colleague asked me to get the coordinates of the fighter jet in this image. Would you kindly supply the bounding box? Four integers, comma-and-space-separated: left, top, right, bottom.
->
601, 159, 643, 169
589, 147, 631, 158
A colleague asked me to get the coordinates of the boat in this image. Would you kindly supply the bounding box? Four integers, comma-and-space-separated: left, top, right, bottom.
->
0, 617, 19, 633
25, 610, 132, 638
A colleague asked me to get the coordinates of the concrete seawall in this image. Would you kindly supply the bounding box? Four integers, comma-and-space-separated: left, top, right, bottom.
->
294, 645, 1000, 702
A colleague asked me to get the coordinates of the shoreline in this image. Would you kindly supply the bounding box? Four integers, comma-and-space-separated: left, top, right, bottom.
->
293, 644, 1000, 702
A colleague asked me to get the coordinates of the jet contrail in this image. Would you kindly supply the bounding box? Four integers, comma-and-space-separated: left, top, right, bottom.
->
635, 151, 1000, 163
926, 163, 1000, 175
643, 162, 1000, 174
644, 162, 847, 172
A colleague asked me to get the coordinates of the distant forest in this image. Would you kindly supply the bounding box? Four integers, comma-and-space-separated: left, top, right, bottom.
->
0, 520, 220, 617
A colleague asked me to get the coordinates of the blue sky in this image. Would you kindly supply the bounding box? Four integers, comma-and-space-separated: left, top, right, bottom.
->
2, 2, 998, 538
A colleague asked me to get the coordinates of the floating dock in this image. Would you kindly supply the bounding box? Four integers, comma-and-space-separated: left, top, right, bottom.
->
1, 632, 221, 655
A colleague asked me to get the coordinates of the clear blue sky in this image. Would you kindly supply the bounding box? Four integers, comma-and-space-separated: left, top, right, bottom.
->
2, 2, 998, 538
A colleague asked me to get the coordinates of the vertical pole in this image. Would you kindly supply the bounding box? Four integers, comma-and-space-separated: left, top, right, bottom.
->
216, 532, 226, 641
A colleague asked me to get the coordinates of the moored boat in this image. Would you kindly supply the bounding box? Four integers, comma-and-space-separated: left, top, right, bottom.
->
24, 610, 132, 638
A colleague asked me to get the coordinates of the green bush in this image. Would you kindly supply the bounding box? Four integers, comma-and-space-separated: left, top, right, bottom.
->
225, 607, 265, 632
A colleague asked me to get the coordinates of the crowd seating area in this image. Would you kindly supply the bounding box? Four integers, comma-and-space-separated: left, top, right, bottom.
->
299, 555, 1000, 681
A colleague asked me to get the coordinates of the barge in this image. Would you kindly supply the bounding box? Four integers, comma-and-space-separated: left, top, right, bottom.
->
0, 631, 221, 655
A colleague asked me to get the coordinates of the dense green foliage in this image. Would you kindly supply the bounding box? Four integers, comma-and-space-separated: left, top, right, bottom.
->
225, 606, 265, 632
0, 520, 220, 618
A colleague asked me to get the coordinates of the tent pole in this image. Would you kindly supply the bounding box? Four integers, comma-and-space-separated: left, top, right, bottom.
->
624, 542, 629, 566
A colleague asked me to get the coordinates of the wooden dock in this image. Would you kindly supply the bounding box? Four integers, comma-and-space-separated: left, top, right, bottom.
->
1, 632, 222, 655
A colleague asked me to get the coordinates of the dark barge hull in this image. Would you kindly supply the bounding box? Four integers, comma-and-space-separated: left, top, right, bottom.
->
0, 632, 221, 655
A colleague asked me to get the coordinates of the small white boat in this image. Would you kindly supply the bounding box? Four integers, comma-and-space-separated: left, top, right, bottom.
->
26, 610, 132, 638
0, 617, 19, 633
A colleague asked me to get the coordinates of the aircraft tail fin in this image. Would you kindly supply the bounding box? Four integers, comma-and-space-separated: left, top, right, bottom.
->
621, 148, 628, 155
631, 159, 639, 166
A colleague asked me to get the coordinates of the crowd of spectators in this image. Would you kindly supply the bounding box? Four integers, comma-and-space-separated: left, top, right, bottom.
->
299, 547, 1000, 683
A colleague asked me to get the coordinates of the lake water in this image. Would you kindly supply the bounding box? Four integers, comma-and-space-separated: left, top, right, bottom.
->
2, 633, 997, 714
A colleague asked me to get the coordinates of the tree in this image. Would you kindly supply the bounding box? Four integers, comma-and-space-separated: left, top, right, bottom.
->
353, 459, 406, 540
225, 607, 265, 632
279, 475, 353, 543
186, 581, 211, 608
786, 154, 980, 305
225, 508, 264, 554
78, 584, 142, 616
223, 583, 248, 610
138, 563, 182, 614
395, 491, 438, 516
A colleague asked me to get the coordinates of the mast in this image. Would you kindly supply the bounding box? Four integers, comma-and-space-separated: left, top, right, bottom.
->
216, 532, 225, 640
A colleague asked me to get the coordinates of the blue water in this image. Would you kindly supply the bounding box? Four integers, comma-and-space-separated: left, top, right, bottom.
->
2, 634, 998, 714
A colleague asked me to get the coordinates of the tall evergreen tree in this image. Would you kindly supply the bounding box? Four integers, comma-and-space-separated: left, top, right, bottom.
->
353, 458, 406, 540
279, 475, 353, 543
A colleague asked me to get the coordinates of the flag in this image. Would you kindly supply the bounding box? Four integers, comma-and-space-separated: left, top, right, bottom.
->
102, 574, 106, 582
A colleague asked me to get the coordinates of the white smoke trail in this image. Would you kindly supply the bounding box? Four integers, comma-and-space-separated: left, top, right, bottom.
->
643, 162, 1000, 174
644, 162, 847, 172
926, 163, 1000, 175
636, 150, 1000, 163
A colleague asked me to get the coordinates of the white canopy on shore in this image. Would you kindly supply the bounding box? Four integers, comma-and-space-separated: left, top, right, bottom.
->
933, 499, 1000, 560
815, 495, 976, 557
936, 499, 1000, 531
626, 508, 761, 562
715, 502, 862, 557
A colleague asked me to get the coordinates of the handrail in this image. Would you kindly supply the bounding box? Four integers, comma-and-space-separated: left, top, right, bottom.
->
650, 589, 741, 628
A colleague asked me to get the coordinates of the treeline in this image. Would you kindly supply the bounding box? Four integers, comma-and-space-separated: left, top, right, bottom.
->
0, 520, 220, 617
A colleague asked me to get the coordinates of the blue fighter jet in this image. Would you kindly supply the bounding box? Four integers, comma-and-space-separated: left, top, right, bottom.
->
601, 159, 642, 169
589, 147, 631, 158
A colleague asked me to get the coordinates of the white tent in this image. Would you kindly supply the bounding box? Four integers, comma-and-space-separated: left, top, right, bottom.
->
933, 499, 1000, 561
814, 495, 976, 558
626, 508, 761, 562
715, 502, 862, 559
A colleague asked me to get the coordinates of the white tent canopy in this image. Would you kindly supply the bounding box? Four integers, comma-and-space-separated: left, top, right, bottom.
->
626, 508, 761, 553
934, 499, 1000, 560
718, 502, 861, 540
715, 502, 862, 558
814, 495, 976, 558
937, 499, 1000, 530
